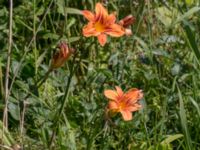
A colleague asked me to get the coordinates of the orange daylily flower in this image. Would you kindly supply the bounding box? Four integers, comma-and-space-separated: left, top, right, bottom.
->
82, 3, 125, 46
51, 42, 75, 69
104, 86, 143, 121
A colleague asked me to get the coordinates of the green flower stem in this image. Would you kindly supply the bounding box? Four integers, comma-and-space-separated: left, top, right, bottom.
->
49, 55, 76, 148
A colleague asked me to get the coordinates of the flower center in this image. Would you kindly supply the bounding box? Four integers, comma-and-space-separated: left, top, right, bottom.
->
94, 22, 105, 32
118, 101, 126, 111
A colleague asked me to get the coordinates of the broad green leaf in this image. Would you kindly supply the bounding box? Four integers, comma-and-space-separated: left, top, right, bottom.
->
173, 6, 200, 25
179, 0, 196, 5
56, 0, 82, 15
43, 33, 60, 40
156, 7, 180, 27
156, 7, 174, 27
66, 18, 76, 30
15, 80, 29, 92
8, 103, 20, 121
185, 0, 195, 5
65, 7, 82, 15
57, 1, 82, 16
36, 50, 47, 68
67, 37, 80, 43
161, 134, 183, 145
56, 0, 65, 14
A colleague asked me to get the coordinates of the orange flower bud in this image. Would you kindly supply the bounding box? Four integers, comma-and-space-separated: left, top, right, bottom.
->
119, 15, 135, 28
51, 42, 75, 69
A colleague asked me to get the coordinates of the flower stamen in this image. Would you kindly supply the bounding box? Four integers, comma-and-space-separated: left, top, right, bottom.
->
94, 22, 105, 32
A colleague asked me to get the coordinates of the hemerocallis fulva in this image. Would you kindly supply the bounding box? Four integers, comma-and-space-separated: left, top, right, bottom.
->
82, 3, 125, 46
104, 86, 143, 121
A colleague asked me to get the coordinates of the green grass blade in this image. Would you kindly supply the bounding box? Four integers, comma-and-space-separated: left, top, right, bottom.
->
183, 22, 200, 60
161, 134, 183, 145
177, 84, 193, 150
189, 96, 200, 119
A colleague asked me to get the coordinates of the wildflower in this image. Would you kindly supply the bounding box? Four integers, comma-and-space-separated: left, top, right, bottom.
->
119, 15, 135, 36
51, 42, 75, 69
82, 3, 125, 46
104, 86, 143, 121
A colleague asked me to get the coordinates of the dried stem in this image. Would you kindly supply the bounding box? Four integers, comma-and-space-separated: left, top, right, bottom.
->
3, 0, 13, 129
0, 65, 3, 99
20, 101, 28, 149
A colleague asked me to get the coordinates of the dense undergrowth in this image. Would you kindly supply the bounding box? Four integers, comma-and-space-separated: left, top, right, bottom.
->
0, 0, 200, 149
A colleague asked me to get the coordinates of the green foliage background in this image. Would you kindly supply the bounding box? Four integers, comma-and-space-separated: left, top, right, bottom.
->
0, 0, 200, 149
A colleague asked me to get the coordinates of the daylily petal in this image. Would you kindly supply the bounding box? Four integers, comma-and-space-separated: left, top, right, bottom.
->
133, 103, 142, 108
83, 23, 99, 37
105, 24, 125, 37
95, 3, 108, 22
115, 86, 124, 97
104, 89, 117, 100
125, 88, 143, 103
97, 34, 107, 46
82, 10, 95, 21
126, 105, 141, 112
120, 110, 132, 121
105, 14, 116, 25
108, 101, 119, 110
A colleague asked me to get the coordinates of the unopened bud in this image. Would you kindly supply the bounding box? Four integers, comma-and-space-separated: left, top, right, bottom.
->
51, 42, 75, 69
119, 15, 135, 28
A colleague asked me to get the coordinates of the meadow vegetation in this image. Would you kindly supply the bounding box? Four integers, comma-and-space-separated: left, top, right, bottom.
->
0, 0, 200, 149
